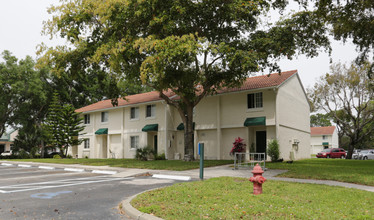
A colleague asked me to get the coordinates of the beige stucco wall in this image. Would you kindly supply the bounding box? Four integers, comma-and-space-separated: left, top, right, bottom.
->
276, 75, 310, 159
109, 134, 122, 158
221, 128, 247, 160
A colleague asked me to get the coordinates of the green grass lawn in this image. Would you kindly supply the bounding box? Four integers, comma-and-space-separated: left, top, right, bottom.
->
131, 177, 374, 220
266, 158, 374, 186
4, 158, 233, 171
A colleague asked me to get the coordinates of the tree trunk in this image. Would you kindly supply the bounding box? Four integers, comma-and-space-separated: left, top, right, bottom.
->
41, 140, 45, 158
182, 104, 195, 161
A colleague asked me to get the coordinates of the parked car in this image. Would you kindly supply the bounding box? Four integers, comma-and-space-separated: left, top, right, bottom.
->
316, 148, 346, 159
352, 149, 361, 160
1, 151, 11, 156
358, 150, 374, 160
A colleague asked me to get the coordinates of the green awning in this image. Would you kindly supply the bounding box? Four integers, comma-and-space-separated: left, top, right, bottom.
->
177, 122, 195, 130
322, 142, 329, 146
142, 124, 158, 132
95, 128, 108, 135
244, 117, 266, 126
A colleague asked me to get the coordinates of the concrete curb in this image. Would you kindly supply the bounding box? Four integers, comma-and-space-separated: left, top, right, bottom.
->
121, 194, 163, 220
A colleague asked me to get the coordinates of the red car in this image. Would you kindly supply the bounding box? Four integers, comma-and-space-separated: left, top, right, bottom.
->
316, 148, 346, 159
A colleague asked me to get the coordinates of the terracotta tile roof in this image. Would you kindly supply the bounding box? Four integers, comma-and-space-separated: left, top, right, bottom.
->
76, 90, 175, 113
310, 126, 336, 135
76, 70, 297, 113
219, 70, 297, 93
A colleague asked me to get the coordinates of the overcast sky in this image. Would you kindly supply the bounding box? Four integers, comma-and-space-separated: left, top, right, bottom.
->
0, 0, 359, 89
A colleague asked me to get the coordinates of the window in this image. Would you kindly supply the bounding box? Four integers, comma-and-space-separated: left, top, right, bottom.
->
146, 104, 156, 118
247, 92, 263, 109
84, 139, 90, 149
322, 135, 327, 140
130, 107, 139, 120
130, 136, 139, 149
101, 111, 108, 123
84, 114, 90, 124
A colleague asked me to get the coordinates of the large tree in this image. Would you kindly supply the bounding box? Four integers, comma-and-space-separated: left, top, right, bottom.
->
0, 51, 46, 137
309, 62, 374, 159
40, 0, 330, 160
296, 0, 374, 81
45, 93, 85, 157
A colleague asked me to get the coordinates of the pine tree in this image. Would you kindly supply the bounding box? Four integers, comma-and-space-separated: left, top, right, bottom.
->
45, 92, 84, 157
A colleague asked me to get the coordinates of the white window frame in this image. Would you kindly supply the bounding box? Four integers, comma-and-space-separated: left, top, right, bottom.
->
101, 111, 109, 123
84, 114, 90, 125
322, 135, 328, 140
130, 136, 139, 149
130, 107, 139, 120
84, 139, 90, 149
247, 92, 263, 109
146, 104, 156, 118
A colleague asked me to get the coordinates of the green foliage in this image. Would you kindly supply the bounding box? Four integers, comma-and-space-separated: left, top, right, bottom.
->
310, 113, 332, 127
131, 177, 374, 219
154, 153, 166, 161
53, 154, 62, 159
66, 154, 73, 159
13, 126, 43, 154
40, 0, 331, 159
45, 93, 85, 157
297, 1, 374, 63
18, 149, 30, 159
0, 51, 46, 137
135, 147, 154, 161
267, 139, 280, 162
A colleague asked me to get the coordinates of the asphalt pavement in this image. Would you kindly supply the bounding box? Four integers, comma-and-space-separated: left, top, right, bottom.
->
2, 161, 374, 220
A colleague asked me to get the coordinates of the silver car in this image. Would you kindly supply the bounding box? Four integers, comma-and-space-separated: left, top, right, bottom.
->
358, 150, 374, 160
352, 150, 360, 160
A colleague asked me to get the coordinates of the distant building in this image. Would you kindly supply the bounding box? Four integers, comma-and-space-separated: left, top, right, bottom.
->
310, 126, 339, 154
0, 130, 18, 154
73, 70, 311, 161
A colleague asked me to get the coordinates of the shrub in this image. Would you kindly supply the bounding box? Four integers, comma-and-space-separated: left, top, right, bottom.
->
53, 154, 62, 159
135, 147, 153, 161
267, 139, 280, 162
19, 149, 30, 159
155, 153, 166, 160
66, 154, 72, 159
229, 137, 246, 156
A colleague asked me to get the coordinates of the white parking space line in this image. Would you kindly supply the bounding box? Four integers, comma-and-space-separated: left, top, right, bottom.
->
64, 168, 85, 172
0, 176, 133, 193
18, 164, 32, 168
1, 163, 13, 166
38, 166, 55, 170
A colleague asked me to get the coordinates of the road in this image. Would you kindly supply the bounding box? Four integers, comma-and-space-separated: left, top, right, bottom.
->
0, 164, 180, 220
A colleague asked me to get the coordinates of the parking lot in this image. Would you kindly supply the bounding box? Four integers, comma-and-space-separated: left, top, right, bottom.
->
0, 163, 181, 219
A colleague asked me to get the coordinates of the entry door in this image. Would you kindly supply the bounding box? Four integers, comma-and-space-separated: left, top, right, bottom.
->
256, 131, 267, 156
0, 145, 4, 153
154, 135, 158, 153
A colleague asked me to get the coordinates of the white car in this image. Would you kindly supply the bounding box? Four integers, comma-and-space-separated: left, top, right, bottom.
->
358, 150, 374, 160
1, 151, 11, 156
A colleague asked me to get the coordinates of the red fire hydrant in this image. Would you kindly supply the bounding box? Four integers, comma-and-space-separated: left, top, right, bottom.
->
249, 163, 266, 195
